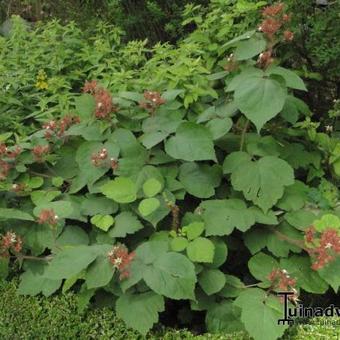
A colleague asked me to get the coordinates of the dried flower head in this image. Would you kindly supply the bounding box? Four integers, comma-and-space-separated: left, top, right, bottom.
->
37, 209, 58, 226
107, 244, 135, 280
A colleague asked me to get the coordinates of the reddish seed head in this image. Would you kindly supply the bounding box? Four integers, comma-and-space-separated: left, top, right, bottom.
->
262, 3, 284, 17
0, 231, 23, 255
82, 80, 98, 94
107, 244, 135, 280
283, 30, 294, 42
37, 209, 58, 226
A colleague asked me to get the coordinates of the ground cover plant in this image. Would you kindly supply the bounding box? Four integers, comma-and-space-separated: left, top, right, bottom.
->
0, 2, 339, 340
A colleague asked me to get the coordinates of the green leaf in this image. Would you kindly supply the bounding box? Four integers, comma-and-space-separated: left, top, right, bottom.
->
75, 94, 95, 119
224, 153, 294, 212
165, 122, 216, 161
81, 195, 118, 216
52, 177, 64, 187
138, 198, 160, 217
143, 178, 162, 197
206, 301, 244, 333
56, 225, 89, 247
90, 214, 114, 232
31, 190, 61, 206
199, 269, 226, 295
248, 252, 279, 283
183, 222, 205, 241
179, 162, 221, 199
187, 237, 215, 263
206, 118, 232, 140
27, 177, 44, 189
170, 237, 189, 252
234, 34, 266, 60
266, 66, 307, 91
318, 257, 340, 293
313, 214, 340, 232
86, 256, 114, 289
208, 238, 228, 268
0, 208, 34, 221
33, 201, 73, 219
285, 210, 316, 230
280, 256, 328, 294
201, 199, 255, 236
234, 288, 288, 340
18, 262, 61, 297
101, 177, 137, 203
232, 73, 287, 131
45, 245, 110, 280
109, 211, 143, 238
143, 252, 196, 300
116, 292, 165, 335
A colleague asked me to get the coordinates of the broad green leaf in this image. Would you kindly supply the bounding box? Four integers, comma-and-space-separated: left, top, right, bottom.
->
101, 177, 137, 203
179, 162, 221, 198
91, 214, 114, 232
86, 256, 114, 289
52, 176, 64, 187
234, 288, 288, 340
206, 118, 232, 140
224, 153, 294, 212
170, 237, 188, 252
285, 210, 316, 230
206, 301, 244, 333
276, 181, 308, 211
116, 292, 165, 335
33, 201, 73, 219
266, 66, 307, 91
233, 74, 287, 131
138, 198, 160, 217
136, 240, 169, 265
45, 245, 110, 280
186, 237, 215, 263
143, 178, 162, 197
318, 257, 340, 293
165, 122, 216, 161
183, 222, 205, 241
81, 195, 118, 216
199, 269, 226, 295
280, 256, 328, 294
109, 211, 143, 238
56, 225, 89, 246
31, 190, 61, 206
201, 199, 255, 236
75, 94, 95, 119
248, 252, 279, 283
18, 262, 61, 297
234, 34, 266, 60
219, 275, 245, 298
244, 228, 270, 255
26, 176, 44, 189
208, 238, 228, 268
0, 208, 34, 221
143, 252, 196, 300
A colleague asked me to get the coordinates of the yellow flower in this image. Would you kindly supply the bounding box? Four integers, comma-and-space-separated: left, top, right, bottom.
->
35, 70, 48, 90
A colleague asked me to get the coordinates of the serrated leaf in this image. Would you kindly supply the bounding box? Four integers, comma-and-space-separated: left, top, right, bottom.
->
170, 237, 189, 252
313, 214, 340, 232
199, 269, 226, 295
234, 34, 266, 60
224, 153, 294, 212
56, 225, 89, 247
81, 195, 118, 216
143, 252, 196, 300
179, 162, 221, 198
90, 214, 114, 232
101, 177, 137, 203
45, 245, 111, 280
183, 222, 205, 241
116, 292, 165, 335
33, 201, 73, 219
201, 199, 255, 236
318, 257, 340, 293
233, 74, 287, 131
234, 288, 288, 340
165, 122, 216, 161
31, 190, 61, 206
187, 237, 215, 263
75, 94, 95, 119
206, 117, 232, 140
266, 66, 307, 91
109, 211, 143, 238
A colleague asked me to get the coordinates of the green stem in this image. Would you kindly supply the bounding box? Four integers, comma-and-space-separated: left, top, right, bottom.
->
240, 119, 250, 151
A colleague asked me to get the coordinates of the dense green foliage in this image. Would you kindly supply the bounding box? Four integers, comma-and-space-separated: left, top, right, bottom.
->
1, 279, 339, 339
0, 2, 339, 340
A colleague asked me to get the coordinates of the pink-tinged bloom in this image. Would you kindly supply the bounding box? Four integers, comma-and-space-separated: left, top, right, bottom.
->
107, 245, 135, 280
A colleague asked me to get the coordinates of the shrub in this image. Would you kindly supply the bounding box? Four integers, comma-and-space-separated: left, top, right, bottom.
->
0, 3, 339, 340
